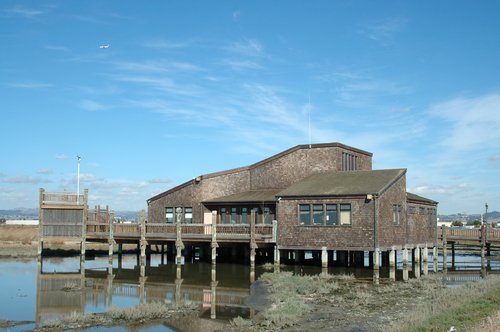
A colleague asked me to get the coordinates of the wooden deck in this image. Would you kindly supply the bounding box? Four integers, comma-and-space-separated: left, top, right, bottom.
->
439, 226, 500, 245
86, 222, 276, 244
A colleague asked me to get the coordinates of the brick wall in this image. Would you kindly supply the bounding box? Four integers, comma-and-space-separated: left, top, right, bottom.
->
250, 145, 372, 190
377, 175, 407, 249
276, 197, 375, 251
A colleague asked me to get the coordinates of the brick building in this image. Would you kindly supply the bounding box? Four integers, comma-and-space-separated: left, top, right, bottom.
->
147, 142, 437, 267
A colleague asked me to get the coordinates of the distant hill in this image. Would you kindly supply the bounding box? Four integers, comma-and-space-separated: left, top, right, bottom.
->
438, 211, 499, 222
0, 208, 143, 221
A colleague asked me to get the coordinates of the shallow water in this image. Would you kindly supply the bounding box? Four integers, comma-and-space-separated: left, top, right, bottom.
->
0, 251, 499, 331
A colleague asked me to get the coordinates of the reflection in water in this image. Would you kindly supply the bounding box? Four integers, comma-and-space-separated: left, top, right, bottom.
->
35, 255, 260, 327
29, 251, 500, 329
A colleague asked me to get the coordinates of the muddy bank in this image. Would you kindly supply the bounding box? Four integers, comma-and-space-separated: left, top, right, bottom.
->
230, 272, 500, 332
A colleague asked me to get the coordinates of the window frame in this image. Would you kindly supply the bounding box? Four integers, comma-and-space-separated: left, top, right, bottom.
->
298, 203, 351, 226
184, 207, 193, 224
165, 207, 174, 223
339, 203, 352, 225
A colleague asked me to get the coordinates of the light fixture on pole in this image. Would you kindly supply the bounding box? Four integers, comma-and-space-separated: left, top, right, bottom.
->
485, 202, 488, 224
77, 155, 81, 204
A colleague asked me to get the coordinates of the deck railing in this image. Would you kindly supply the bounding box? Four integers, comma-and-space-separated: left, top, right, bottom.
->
86, 221, 275, 243
441, 226, 500, 243
41, 191, 85, 206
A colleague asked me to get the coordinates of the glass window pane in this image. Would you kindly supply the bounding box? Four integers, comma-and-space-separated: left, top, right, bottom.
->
313, 204, 323, 225
299, 204, 311, 225
220, 208, 226, 224
326, 204, 337, 225
165, 207, 173, 223
264, 207, 271, 224
231, 207, 237, 224
241, 208, 248, 224
340, 204, 351, 225
184, 207, 192, 224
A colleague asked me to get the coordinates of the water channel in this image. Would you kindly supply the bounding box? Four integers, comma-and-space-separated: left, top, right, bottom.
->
1, 251, 499, 332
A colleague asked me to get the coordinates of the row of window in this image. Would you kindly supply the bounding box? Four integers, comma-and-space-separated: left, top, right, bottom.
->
219, 206, 273, 224
165, 206, 274, 224
408, 206, 437, 215
165, 207, 192, 224
299, 203, 351, 226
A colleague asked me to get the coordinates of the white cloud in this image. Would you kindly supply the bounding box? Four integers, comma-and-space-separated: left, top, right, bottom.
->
55, 154, 67, 160
143, 39, 191, 49
80, 99, 108, 112
1, 176, 51, 185
7, 81, 53, 89
221, 59, 262, 71
232, 10, 242, 22
226, 39, 263, 57
45, 45, 69, 52
429, 93, 500, 152
4, 5, 47, 18
360, 17, 408, 45
37, 168, 52, 175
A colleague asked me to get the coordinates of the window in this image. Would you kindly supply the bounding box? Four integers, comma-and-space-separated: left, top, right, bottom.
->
419, 207, 425, 215
313, 204, 323, 225
409, 206, 416, 214
393, 204, 401, 224
326, 204, 337, 225
184, 207, 192, 224
165, 207, 174, 223
241, 207, 248, 224
340, 204, 351, 225
231, 207, 237, 224
220, 207, 227, 224
299, 204, 311, 225
299, 203, 350, 226
264, 207, 271, 224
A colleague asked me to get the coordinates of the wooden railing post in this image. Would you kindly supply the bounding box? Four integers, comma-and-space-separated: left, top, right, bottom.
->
250, 209, 256, 268
175, 207, 184, 264
38, 188, 44, 257
211, 211, 218, 264
108, 209, 115, 265
442, 225, 447, 271
139, 210, 146, 266
272, 219, 278, 243
81, 189, 88, 261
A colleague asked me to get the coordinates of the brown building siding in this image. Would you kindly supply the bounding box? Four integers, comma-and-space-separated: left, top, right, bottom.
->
146, 142, 437, 251
250, 145, 372, 190
276, 196, 375, 251
148, 143, 373, 224
376, 174, 407, 250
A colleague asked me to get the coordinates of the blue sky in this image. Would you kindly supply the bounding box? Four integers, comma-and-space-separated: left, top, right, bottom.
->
1, 1, 499, 215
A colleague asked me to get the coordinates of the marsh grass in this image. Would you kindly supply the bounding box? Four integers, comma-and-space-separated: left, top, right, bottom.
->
389, 275, 500, 332
38, 301, 195, 331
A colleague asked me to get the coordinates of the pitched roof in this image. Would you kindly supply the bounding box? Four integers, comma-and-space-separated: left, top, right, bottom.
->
407, 192, 438, 205
277, 169, 406, 197
148, 142, 372, 203
203, 189, 282, 204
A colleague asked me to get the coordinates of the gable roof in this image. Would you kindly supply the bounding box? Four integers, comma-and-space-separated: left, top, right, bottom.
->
148, 142, 372, 203
407, 192, 438, 205
277, 169, 406, 197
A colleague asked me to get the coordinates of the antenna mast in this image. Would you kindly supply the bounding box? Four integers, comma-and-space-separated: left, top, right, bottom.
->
308, 94, 311, 148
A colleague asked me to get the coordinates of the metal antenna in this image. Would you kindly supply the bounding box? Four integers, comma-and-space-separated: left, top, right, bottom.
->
308, 94, 312, 148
